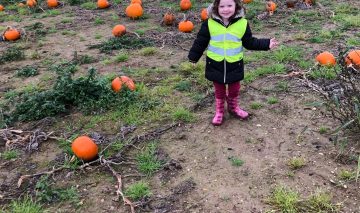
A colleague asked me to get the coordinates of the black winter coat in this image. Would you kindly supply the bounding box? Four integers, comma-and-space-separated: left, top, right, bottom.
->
188, 17, 270, 84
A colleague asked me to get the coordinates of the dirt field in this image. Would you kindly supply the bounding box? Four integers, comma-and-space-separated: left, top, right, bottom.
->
1, 0, 360, 212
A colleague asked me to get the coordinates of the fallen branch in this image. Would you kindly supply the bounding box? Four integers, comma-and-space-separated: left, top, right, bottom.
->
17, 166, 66, 188
104, 159, 135, 213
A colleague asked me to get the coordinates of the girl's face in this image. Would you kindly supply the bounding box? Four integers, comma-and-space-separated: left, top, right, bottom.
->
218, 0, 236, 21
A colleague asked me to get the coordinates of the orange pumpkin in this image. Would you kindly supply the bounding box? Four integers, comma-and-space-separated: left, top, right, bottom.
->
112, 25, 126, 37
126, 3, 143, 19
0, 5, 4, 11
180, 0, 191, 11
120, 76, 136, 91
47, 0, 58, 8
200, 8, 208, 21
266, 1, 276, 12
243, 0, 252, 3
4, 27, 21, 41
71, 136, 98, 161
97, 0, 110, 9
315, 51, 336, 66
178, 20, 194, 33
345, 50, 360, 67
27, 0, 37, 7
131, 0, 142, 5
163, 12, 175, 26
112, 77, 122, 92
304, 0, 313, 5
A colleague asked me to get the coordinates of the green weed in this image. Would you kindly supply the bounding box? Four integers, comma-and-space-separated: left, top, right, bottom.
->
229, 156, 244, 167
16, 66, 39, 77
7, 195, 43, 213
267, 97, 279, 105
250, 102, 263, 110
80, 2, 97, 10
318, 126, 329, 134
337, 170, 354, 181
139, 47, 157, 56
0, 46, 25, 64
308, 66, 339, 80
1, 150, 18, 160
288, 157, 306, 170
124, 181, 151, 201
267, 185, 300, 213
137, 143, 162, 175
172, 107, 195, 122
244, 64, 286, 83
90, 36, 153, 54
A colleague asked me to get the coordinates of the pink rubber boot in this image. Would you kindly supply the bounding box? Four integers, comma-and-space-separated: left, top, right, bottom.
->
212, 98, 225, 126
227, 82, 249, 119
212, 82, 226, 126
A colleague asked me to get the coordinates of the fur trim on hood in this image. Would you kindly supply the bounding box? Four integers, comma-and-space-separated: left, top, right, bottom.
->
206, 3, 245, 21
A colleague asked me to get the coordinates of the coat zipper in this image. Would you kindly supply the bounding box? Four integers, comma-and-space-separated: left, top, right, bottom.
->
223, 33, 226, 83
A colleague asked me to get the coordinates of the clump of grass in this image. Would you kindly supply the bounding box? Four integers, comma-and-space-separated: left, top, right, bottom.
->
288, 157, 306, 170
137, 142, 162, 175
308, 66, 339, 80
0, 46, 25, 64
80, 1, 97, 10
7, 195, 44, 213
139, 47, 157, 56
244, 64, 286, 83
267, 97, 279, 104
228, 156, 244, 167
16, 66, 39, 77
90, 35, 154, 54
306, 191, 339, 212
172, 107, 195, 122
1, 150, 18, 160
250, 102, 263, 110
113, 52, 129, 62
174, 81, 192, 92
124, 181, 151, 201
267, 185, 300, 212
318, 126, 329, 134
337, 169, 354, 181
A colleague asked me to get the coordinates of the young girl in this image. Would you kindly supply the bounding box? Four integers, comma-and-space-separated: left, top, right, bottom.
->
188, 0, 278, 126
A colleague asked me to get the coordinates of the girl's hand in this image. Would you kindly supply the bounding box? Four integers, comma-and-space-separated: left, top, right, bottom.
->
269, 38, 279, 49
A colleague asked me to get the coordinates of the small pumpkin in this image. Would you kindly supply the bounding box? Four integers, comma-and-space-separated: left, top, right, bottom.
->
120, 76, 136, 91
71, 136, 98, 161
126, 3, 143, 19
3, 27, 21, 41
180, 0, 191, 11
304, 0, 313, 5
131, 0, 142, 5
345, 50, 360, 67
97, 0, 110, 9
163, 12, 175, 26
200, 8, 208, 21
266, 1, 276, 13
0, 5, 4, 11
27, 0, 37, 7
47, 0, 58, 8
178, 20, 194, 33
112, 24, 126, 37
243, 0, 253, 3
112, 77, 122, 92
315, 51, 336, 66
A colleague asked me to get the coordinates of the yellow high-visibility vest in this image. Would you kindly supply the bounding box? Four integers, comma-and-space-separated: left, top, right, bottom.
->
207, 18, 247, 63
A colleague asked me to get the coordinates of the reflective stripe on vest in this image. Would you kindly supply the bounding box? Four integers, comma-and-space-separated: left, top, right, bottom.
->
207, 18, 247, 63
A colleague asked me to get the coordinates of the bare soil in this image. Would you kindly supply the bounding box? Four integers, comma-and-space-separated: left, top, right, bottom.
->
1, 1, 360, 212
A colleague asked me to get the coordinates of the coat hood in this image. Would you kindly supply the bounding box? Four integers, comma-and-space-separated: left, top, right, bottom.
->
206, 3, 245, 21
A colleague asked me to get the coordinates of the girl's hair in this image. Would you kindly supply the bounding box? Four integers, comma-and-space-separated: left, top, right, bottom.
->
212, 0, 243, 20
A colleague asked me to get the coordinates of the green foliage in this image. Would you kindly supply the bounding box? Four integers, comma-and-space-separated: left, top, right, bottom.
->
288, 157, 306, 170
90, 36, 154, 54
267, 186, 300, 213
0, 46, 25, 64
172, 107, 195, 122
308, 66, 339, 80
65, 0, 88, 5
5, 66, 141, 123
306, 191, 339, 212
6, 195, 43, 213
137, 142, 162, 175
250, 102, 263, 110
124, 181, 151, 201
25, 22, 47, 37
16, 66, 39, 77
228, 156, 244, 167
174, 81, 192, 92
267, 97, 279, 105
35, 176, 79, 204
139, 47, 157, 56
1, 150, 18, 160
244, 64, 286, 83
